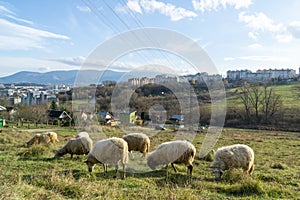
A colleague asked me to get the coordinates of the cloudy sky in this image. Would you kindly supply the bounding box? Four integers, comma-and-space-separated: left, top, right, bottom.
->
1, 0, 300, 77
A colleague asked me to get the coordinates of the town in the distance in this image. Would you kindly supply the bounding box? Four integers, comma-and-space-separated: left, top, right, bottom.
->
0, 68, 298, 107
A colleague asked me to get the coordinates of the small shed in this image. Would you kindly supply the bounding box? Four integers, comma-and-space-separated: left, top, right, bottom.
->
170, 115, 184, 124
48, 110, 72, 126
120, 111, 137, 125
0, 105, 6, 127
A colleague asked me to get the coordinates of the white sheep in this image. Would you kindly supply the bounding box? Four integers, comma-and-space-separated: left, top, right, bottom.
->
26, 132, 58, 147
85, 137, 128, 179
211, 144, 254, 179
45, 132, 59, 144
146, 140, 196, 178
75, 131, 90, 138
54, 135, 93, 159
122, 133, 150, 158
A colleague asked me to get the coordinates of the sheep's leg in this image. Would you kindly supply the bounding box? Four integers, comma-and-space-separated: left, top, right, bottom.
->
248, 164, 254, 175
70, 154, 73, 159
113, 164, 119, 178
171, 163, 178, 173
103, 164, 107, 175
165, 164, 169, 178
122, 162, 126, 179
187, 165, 193, 178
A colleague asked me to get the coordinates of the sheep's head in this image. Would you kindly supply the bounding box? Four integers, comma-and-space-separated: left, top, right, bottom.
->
53, 149, 64, 158
147, 157, 158, 170
85, 154, 98, 172
85, 159, 95, 172
212, 168, 224, 180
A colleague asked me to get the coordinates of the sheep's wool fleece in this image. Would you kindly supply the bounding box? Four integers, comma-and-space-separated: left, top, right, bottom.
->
90, 137, 128, 164
76, 132, 90, 138
149, 140, 195, 165
79, 136, 93, 151
213, 144, 254, 169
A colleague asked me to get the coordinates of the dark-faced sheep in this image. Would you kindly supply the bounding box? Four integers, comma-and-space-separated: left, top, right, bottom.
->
147, 140, 196, 178
85, 137, 128, 179
122, 133, 150, 158
211, 144, 254, 179
54, 135, 93, 159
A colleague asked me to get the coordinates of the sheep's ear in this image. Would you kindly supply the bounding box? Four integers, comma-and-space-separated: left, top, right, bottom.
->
220, 169, 224, 173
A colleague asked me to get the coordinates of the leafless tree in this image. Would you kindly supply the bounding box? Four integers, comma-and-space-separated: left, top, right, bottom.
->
239, 84, 282, 125
261, 86, 283, 124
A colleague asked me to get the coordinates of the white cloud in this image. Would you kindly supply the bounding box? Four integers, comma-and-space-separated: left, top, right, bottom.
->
248, 32, 258, 40
275, 34, 293, 43
0, 57, 81, 77
0, 4, 33, 25
248, 43, 262, 49
239, 12, 284, 32
0, 5, 14, 15
125, 0, 197, 21
51, 56, 86, 66
127, 0, 142, 14
239, 12, 296, 43
192, 0, 252, 12
224, 56, 289, 62
76, 5, 91, 13
0, 18, 69, 50
288, 21, 300, 39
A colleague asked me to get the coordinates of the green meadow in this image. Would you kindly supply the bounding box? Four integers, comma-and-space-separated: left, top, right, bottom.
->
0, 126, 299, 199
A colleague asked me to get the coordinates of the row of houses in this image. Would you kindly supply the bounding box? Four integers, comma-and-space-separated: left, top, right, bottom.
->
227, 68, 298, 82
128, 68, 299, 86
0, 83, 70, 106
128, 72, 222, 86
95, 110, 184, 127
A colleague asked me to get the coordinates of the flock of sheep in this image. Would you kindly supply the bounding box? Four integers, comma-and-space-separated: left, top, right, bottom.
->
26, 131, 255, 180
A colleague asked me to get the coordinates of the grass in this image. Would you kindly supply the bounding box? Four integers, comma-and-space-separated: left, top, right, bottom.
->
0, 126, 299, 199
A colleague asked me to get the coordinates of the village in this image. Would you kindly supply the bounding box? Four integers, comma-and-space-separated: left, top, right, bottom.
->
0, 67, 299, 129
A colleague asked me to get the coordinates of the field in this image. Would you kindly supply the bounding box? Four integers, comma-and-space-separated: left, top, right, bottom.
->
226, 82, 300, 108
0, 126, 299, 199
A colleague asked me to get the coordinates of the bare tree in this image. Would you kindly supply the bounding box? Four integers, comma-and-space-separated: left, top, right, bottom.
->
261, 86, 283, 124
239, 84, 282, 125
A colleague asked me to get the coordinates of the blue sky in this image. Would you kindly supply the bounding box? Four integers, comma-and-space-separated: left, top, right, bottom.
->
1, 0, 300, 77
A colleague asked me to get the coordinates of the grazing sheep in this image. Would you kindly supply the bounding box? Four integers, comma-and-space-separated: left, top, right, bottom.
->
122, 133, 150, 158
75, 131, 90, 139
85, 137, 128, 179
147, 140, 196, 178
46, 132, 59, 144
26, 132, 58, 147
54, 135, 93, 159
211, 144, 254, 179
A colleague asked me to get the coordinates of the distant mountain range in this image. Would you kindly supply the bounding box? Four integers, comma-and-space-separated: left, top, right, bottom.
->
0, 69, 177, 85
0, 70, 126, 85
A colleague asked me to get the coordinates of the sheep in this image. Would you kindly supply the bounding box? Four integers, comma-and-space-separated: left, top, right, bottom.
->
85, 137, 128, 179
45, 132, 59, 144
75, 131, 90, 139
54, 135, 93, 159
146, 140, 196, 178
26, 132, 58, 147
211, 144, 254, 180
122, 133, 150, 158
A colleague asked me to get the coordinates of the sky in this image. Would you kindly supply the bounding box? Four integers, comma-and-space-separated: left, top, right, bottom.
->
1, 0, 300, 78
